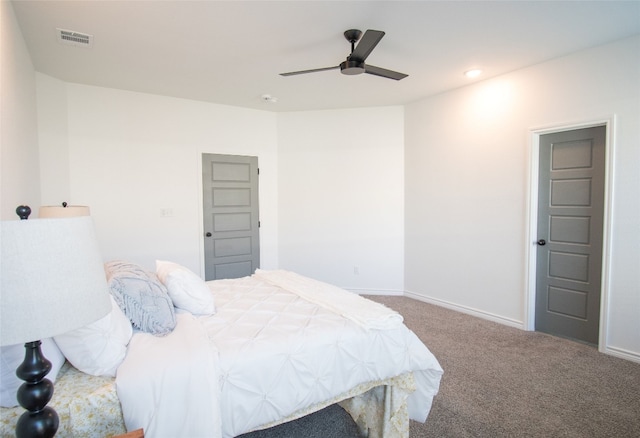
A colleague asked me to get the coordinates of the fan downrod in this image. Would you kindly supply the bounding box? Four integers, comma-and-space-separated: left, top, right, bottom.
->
341, 29, 365, 75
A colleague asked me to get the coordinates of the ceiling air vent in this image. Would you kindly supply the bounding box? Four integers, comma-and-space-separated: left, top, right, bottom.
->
56, 28, 93, 48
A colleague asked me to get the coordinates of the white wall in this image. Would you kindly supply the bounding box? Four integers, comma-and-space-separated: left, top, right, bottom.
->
405, 35, 640, 361
36, 78, 405, 293
36, 73, 71, 206
277, 108, 405, 293
35, 80, 279, 275
1, 0, 40, 219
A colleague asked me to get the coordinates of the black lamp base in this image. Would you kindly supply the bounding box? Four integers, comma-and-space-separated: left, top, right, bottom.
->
15, 341, 59, 438
16, 406, 58, 438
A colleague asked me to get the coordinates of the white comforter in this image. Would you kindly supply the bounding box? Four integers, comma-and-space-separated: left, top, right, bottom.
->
116, 271, 443, 438
115, 312, 222, 437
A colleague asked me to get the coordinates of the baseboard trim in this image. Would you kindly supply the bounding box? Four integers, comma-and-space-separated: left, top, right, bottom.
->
402, 291, 640, 363
348, 288, 404, 296
404, 290, 525, 330
602, 345, 640, 364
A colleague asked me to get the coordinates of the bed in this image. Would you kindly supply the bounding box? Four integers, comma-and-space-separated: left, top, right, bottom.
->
1, 263, 443, 438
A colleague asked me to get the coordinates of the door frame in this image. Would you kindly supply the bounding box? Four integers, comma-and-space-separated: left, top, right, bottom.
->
524, 116, 615, 353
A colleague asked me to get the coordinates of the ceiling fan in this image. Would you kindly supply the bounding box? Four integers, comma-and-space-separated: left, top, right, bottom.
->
280, 29, 408, 81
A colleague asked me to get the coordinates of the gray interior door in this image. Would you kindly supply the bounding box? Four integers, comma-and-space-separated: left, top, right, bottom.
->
202, 154, 259, 280
535, 126, 605, 345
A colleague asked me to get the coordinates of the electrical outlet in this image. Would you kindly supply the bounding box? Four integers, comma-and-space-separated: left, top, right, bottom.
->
353, 266, 359, 275
160, 208, 173, 217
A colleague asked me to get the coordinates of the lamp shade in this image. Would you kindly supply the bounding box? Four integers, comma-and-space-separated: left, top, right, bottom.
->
38, 205, 90, 218
0, 216, 111, 346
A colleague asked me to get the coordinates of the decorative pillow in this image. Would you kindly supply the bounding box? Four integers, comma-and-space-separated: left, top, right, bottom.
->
105, 260, 176, 336
1, 338, 65, 407
54, 296, 132, 377
156, 260, 215, 316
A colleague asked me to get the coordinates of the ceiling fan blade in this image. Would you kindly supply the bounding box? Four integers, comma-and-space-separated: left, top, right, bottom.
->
349, 30, 385, 62
364, 65, 408, 81
280, 66, 339, 77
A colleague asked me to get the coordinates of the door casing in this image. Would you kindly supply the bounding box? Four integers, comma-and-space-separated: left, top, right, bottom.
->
525, 117, 615, 353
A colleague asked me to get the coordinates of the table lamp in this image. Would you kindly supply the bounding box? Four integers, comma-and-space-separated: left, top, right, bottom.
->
38, 202, 90, 219
0, 206, 111, 438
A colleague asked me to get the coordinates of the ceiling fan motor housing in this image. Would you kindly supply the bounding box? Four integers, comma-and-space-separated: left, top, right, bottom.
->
340, 59, 365, 75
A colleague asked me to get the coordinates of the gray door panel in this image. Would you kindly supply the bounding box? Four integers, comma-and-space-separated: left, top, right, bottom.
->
202, 154, 259, 280
535, 126, 605, 345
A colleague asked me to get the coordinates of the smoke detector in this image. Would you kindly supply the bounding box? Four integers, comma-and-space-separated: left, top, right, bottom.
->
56, 28, 93, 48
261, 94, 278, 104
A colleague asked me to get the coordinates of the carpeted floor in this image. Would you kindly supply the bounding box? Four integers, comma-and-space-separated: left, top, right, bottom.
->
374, 296, 640, 438
238, 404, 359, 438
239, 296, 640, 438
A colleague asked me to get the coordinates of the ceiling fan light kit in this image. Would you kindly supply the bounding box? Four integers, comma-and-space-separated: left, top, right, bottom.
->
280, 29, 408, 80
340, 60, 365, 75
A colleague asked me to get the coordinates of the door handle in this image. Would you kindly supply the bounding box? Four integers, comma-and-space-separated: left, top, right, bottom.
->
205, 232, 212, 237
537, 239, 546, 246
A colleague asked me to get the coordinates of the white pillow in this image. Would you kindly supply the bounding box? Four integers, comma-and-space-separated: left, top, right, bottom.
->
54, 296, 132, 377
1, 338, 65, 407
155, 260, 215, 315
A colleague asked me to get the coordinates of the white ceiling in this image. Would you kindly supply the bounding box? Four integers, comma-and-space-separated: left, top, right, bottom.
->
11, 0, 640, 113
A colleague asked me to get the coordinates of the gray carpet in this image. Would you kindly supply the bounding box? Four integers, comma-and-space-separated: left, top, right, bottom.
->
237, 404, 359, 438
374, 296, 640, 438
238, 296, 640, 437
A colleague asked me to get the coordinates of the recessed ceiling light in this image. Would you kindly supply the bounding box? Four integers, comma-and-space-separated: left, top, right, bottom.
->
464, 69, 482, 79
